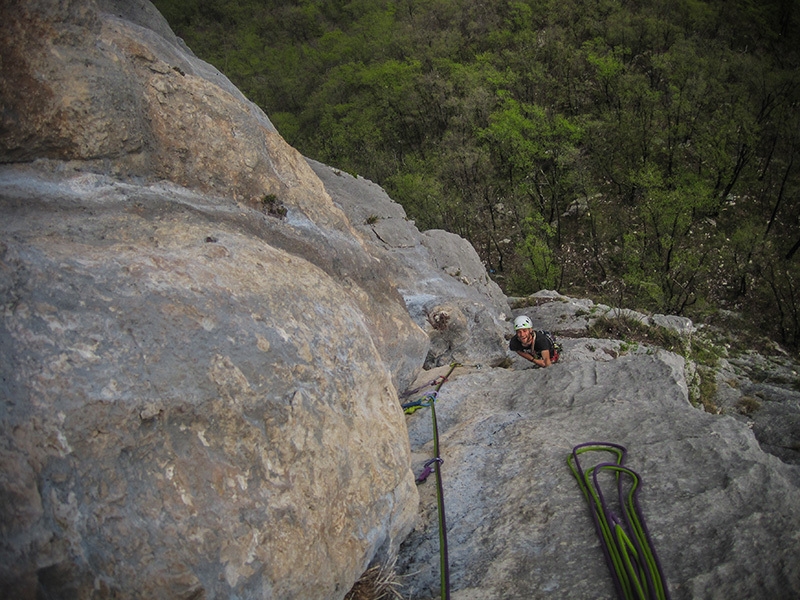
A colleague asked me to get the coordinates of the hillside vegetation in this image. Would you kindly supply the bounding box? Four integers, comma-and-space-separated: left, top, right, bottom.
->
153, 0, 800, 350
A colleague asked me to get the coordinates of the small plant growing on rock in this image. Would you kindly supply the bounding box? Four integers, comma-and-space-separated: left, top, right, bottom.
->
427, 310, 450, 331
736, 395, 762, 415
260, 193, 287, 219
365, 214, 379, 225
588, 314, 686, 353
344, 559, 404, 600
689, 364, 719, 413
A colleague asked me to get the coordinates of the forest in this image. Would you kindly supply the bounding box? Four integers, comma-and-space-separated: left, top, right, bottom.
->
152, 0, 800, 351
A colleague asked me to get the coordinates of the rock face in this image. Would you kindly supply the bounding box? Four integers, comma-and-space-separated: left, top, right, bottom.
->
712, 353, 800, 466
2, 0, 293, 204
307, 159, 511, 370
509, 290, 800, 467
2, 1, 800, 600
0, 1, 437, 598
0, 169, 422, 599
397, 298, 800, 599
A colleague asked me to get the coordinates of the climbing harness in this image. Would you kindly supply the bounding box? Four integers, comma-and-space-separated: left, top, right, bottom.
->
543, 331, 562, 363
568, 443, 670, 600
404, 362, 460, 600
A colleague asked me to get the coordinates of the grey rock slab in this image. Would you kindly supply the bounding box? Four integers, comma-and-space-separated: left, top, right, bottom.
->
397, 352, 800, 599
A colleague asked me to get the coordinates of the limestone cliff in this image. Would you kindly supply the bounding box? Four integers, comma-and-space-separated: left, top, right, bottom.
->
1, 1, 435, 597
2, 1, 799, 600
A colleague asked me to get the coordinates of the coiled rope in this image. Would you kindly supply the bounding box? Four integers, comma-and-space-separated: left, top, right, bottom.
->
568, 442, 670, 600
401, 362, 459, 600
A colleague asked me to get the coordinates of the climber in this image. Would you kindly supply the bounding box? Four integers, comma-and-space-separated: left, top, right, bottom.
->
509, 315, 559, 367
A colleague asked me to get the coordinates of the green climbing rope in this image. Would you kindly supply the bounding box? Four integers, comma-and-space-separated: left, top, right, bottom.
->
568, 443, 670, 600
405, 362, 459, 600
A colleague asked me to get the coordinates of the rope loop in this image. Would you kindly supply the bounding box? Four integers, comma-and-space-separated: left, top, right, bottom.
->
568, 442, 670, 600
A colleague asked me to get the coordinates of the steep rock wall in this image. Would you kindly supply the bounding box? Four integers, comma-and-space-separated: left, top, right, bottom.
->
0, 1, 430, 598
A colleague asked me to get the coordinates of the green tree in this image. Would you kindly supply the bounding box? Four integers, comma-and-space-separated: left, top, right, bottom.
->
152, 0, 800, 349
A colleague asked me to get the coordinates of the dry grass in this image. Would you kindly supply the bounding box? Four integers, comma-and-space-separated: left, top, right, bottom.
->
587, 314, 686, 353
344, 558, 405, 600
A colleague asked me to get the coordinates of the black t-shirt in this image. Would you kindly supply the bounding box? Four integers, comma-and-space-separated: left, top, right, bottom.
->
509, 330, 552, 355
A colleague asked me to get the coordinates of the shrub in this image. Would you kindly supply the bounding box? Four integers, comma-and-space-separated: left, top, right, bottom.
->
260, 194, 287, 219
736, 396, 762, 416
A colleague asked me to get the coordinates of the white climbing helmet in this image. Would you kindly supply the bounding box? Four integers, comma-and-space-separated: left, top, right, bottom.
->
514, 315, 533, 330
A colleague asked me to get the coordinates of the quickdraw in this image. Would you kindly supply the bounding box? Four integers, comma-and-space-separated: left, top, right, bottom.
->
400, 376, 447, 399
401, 391, 438, 415
404, 362, 460, 600
400, 363, 481, 405
415, 457, 443, 484
568, 442, 670, 600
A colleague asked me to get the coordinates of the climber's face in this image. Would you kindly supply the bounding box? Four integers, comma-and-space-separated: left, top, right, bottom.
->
517, 328, 533, 343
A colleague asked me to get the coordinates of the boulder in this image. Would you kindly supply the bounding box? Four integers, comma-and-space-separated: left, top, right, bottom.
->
0, 0, 431, 389
1, 1, 428, 597
0, 166, 421, 599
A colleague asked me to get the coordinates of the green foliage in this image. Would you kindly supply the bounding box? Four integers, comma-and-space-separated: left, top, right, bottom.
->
513, 214, 560, 294
587, 314, 686, 355
152, 0, 800, 351
693, 365, 720, 413
384, 170, 447, 231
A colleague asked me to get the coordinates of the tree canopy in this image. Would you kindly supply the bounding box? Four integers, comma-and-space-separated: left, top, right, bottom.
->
153, 0, 800, 349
